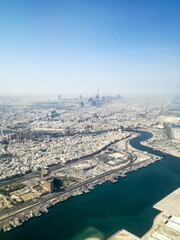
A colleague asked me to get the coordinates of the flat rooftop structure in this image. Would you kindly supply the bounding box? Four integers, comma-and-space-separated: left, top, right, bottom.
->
108, 229, 140, 240
154, 187, 180, 214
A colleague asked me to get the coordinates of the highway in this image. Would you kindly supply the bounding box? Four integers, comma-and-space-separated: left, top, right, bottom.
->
0, 150, 137, 223
0, 135, 130, 188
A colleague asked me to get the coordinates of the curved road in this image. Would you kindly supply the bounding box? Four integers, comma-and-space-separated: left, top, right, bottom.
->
0, 135, 130, 187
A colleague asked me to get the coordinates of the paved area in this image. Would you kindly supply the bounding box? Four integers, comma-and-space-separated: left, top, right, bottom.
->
108, 229, 140, 240
154, 187, 180, 214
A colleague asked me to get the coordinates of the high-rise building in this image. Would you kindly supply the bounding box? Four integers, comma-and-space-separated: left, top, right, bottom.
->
80, 102, 84, 108
96, 87, 99, 101
41, 167, 49, 179
91, 100, 96, 106
51, 111, 56, 118
43, 177, 54, 193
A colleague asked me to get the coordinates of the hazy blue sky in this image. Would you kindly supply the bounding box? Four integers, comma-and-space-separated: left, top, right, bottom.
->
0, 0, 180, 96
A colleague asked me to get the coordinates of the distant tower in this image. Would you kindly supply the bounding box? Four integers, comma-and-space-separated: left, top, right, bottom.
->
96, 87, 99, 101
96, 87, 100, 106
58, 94, 61, 100
80, 102, 84, 108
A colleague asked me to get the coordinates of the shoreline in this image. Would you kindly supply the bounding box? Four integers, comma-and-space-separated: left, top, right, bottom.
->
0, 130, 168, 234
109, 187, 180, 240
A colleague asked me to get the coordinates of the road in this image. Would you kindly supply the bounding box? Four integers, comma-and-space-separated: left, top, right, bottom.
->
0, 150, 137, 223
0, 135, 130, 188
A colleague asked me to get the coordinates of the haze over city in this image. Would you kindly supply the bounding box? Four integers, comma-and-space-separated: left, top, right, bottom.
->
0, 1, 180, 240
0, 0, 180, 95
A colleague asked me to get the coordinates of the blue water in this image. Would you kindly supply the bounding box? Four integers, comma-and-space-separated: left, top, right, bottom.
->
0, 131, 180, 240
